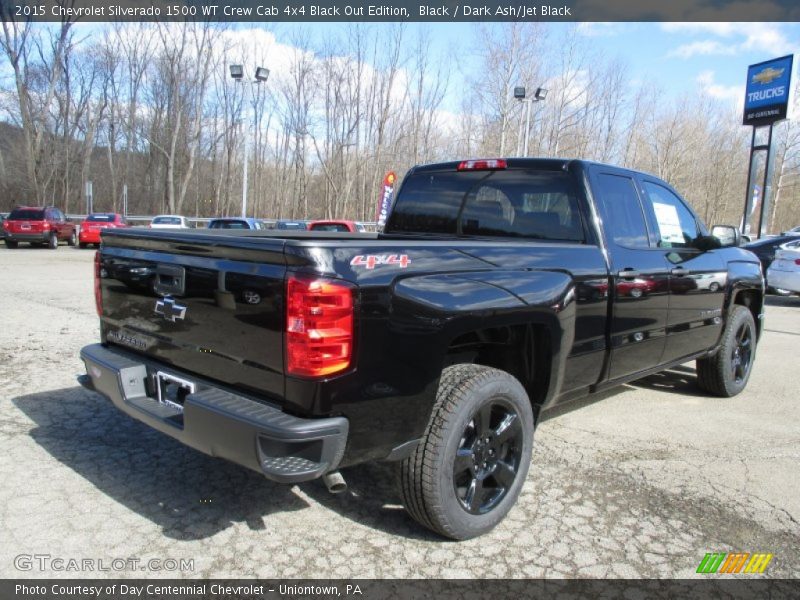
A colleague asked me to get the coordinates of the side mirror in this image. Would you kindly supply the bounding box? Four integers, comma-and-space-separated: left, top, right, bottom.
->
711, 225, 741, 248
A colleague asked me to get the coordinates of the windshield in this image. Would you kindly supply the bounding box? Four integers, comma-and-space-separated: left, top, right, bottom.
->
9, 209, 45, 220
386, 169, 585, 242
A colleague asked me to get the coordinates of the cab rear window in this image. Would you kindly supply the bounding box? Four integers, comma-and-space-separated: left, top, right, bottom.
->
387, 170, 585, 242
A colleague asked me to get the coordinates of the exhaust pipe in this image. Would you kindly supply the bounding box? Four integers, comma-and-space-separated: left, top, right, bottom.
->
322, 470, 347, 494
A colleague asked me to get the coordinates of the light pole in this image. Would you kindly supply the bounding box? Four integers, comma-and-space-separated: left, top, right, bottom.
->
514, 86, 548, 157
230, 64, 270, 218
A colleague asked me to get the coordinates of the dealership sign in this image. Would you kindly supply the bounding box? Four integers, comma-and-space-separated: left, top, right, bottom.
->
743, 55, 794, 126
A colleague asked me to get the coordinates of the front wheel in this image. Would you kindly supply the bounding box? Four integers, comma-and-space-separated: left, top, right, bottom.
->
398, 364, 534, 540
696, 305, 757, 397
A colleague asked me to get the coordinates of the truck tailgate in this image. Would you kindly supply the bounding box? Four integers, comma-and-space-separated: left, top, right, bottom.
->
98, 230, 288, 405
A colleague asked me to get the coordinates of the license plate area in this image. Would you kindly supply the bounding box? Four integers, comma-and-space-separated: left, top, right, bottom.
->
21, 223, 31, 230
155, 371, 195, 412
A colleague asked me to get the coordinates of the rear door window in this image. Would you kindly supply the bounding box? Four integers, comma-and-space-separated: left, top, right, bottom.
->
593, 173, 651, 248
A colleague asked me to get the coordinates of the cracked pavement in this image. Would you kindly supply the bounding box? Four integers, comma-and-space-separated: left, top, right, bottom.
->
1, 248, 798, 578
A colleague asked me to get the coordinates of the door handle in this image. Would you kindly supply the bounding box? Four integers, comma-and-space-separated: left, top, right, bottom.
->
617, 269, 639, 279
671, 267, 689, 277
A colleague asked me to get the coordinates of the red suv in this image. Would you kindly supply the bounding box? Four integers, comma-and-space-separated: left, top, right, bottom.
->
3, 206, 77, 249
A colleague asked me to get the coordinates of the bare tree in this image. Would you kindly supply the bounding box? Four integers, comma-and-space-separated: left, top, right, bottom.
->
1, 18, 74, 202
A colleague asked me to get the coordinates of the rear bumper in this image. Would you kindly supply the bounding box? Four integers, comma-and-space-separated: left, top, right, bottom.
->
79, 343, 348, 483
6, 232, 49, 242
79, 230, 101, 243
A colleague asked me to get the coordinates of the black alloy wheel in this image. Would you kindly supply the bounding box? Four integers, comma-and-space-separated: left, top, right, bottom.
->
696, 305, 757, 397
730, 321, 753, 385
398, 364, 534, 539
453, 401, 523, 515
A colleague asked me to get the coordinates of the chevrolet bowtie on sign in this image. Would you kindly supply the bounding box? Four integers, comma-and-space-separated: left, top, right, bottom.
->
752, 67, 785, 85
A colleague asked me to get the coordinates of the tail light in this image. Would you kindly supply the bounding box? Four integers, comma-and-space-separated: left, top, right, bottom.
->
94, 251, 103, 316
42, 222, 51, 230
457, 159, 507, 171
286, 274, 355, 378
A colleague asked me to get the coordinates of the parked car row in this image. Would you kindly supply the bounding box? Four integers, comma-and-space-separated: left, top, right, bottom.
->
146, 215, 367, 232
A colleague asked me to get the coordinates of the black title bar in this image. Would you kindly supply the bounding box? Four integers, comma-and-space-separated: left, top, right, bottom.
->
1, 0, 799, 22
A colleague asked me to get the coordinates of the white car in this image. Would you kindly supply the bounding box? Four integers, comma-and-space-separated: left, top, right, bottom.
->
150, 215, 190, 229
766, 240, 800, 295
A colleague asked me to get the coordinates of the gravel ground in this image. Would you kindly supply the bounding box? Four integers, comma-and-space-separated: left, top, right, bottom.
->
1, 246, 798, 579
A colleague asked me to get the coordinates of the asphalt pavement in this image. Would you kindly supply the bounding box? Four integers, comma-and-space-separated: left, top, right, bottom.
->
1, 247, 798, 578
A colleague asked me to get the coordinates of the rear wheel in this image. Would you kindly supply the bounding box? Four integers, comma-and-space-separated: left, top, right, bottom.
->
48, 233, 58, 249
4, 240, 18, 249
67, 230, 77, 246
696, 305, 757, 397
398, 364, 534, 540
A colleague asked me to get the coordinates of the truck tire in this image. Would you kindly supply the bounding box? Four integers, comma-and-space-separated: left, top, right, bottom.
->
398, 364, 534, 540
48, 233, 58, 249
4, 240, 18, 249
696, 305, 757, 397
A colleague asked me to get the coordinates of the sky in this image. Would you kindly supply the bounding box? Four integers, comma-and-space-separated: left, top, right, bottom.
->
261, 21, 800, 112
3, 20, 797, 126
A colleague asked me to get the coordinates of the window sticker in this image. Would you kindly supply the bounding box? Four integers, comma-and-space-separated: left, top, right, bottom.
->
652, 202, 685, 244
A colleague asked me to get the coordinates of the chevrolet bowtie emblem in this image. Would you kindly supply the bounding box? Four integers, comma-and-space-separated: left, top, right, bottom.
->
154, 297, 187, 322
752, 67, 785, 85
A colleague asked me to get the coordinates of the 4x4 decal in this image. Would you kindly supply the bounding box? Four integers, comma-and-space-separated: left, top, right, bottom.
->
350, 254, 410, 269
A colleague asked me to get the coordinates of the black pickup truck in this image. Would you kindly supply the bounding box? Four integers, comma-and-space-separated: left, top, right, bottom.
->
79, 158, 763, 540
